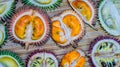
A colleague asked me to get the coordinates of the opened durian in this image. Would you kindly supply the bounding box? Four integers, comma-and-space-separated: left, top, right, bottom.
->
0, 50, 24, 67
0, 0, 17, 21
61, 50, 86, 67
89, 36, 120, 67
0, 22, 7, 47
98, 0, 120, 36
51, 10, 84, 47
21, 0, 62, 11
8, 6, 50, 49
68, 0, 97, 26
26, 50, 58, 67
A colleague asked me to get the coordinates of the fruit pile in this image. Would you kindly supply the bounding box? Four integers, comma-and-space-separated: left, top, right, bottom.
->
0, 0, 120, 67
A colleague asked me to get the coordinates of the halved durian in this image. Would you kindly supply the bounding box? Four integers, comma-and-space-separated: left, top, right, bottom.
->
51, 10, 84, 47
26, 50, 58, 67
0, 50, 24, 67
98, 0, 120, 36
8, 6, 50, 49
68, 0, 97, 26
0, 0, 17, 21
21, 0, 62, 11
0, 22, 7, 47
89, 36, 120, 67
61, 50, 86, 67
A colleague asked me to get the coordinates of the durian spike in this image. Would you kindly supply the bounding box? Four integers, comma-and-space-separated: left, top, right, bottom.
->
3, 22, 6, 26
24, 42, 30, 50
70, 41, 78, 49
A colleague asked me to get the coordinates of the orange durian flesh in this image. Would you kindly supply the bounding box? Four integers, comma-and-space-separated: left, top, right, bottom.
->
63, 14, 81, 37
32, 16, 44, 40
52, 20, 67, 44
15, 15, 31, 39
61, 50, 86, 67
72, 0, 92, 21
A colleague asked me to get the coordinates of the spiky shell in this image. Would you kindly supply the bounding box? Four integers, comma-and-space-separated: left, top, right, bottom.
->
89, 36, 120, 67
51, 10, 84, 47
21, 0, 62, 11
61, 49, 86, 67
8, 6, 50, 46
25, 50, 58, 67
68, 0, 97, 26
0, 50, 24, 67
0, 22, 7, 47
98, 0, 120, 36
0, 0, 17, 21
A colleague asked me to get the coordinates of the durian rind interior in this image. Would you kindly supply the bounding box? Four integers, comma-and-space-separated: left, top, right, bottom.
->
28, 52, 58, 67
98, 0, 120, 36
69, 0, 95, 25
12, 9, 48, 43
91, 39, 120, 67
0, 0, 15, 18
51, 10, 84, 46
0, 23, 6, 46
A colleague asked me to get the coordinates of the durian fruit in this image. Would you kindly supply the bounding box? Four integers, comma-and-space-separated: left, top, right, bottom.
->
0, 22, 7, 47
0, 0, 17, 21
51, 10, 84, 47
21, 0, 62, 11
61, 49, 86, 67
89, 36, 120, 67
8, 6, 50, 49
98, 0, 120, 36
68, 0, 97, 26
0, 50, 24, 67
25, 50, 58, 67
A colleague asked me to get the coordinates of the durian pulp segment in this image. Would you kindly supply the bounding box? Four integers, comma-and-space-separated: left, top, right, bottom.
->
0, 0, 14, 17
28, 52, 58, 67
99, 0, 120, 36
91, 39, 120, 67
14, 10, 45, 42
0, 56, 18, 67
61, 50, 86, 67
62, 14, 81, 37
52, 20, 67, 44
72, 0, 92, 21
0, 24, 5, 45
35, 0, 52, 4
30, 0, 57, 6
0, 4, 7, 14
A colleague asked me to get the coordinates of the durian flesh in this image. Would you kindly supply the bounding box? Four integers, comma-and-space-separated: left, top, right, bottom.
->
0, 56, 18, 67
35, 0, 52, 4
15, 15, 44, 40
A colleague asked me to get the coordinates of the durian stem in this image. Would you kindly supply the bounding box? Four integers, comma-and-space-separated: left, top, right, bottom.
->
86, 23, 98, 31
24, 42, 30, 50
